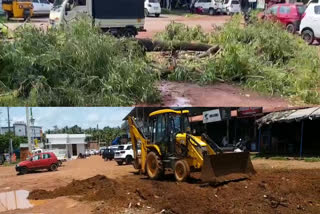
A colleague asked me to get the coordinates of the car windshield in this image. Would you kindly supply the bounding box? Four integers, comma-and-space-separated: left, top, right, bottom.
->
149, 0, 159, 2
53, 0, 64, 7
297, 5, 305, 15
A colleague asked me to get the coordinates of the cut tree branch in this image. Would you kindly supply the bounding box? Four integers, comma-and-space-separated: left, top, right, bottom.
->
136, 38, 216, 52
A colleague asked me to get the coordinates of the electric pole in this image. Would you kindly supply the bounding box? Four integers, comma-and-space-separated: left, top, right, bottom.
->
7, 107, 13, 163
26, 107, 32, 152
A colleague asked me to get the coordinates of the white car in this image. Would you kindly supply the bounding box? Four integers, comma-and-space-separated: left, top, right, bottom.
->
33, 0, 53, 16
194, 0, 223, 15
222, 0, 240, 15
144, 0, 161, 17
114, 144, 135, 165
300, 3, 320, 45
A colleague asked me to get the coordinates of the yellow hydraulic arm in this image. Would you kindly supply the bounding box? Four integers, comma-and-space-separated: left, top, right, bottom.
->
128, 116, 161, 173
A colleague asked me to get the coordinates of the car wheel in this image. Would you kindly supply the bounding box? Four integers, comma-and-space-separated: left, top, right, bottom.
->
5, 12, 11, 21
286, 23, 296, 34
155, 13, 160, 17
123, 28, 136, 38
117, 161, 123, 165
302, 29, 314, 45
209, 8, 215, 16
49, 164, 58, 171
125, 156, 133, 165
19, 167, 28, 175
144, 9, 149, 17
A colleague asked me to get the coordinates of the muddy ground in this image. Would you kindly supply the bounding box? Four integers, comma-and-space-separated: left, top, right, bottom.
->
0, 156, 319, 214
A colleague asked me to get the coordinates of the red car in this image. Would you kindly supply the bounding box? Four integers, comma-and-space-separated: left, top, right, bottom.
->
15, 152, 59, 175
262, 3, 306, 33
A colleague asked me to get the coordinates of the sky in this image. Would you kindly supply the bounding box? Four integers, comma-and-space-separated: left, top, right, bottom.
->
0, 107, 133, 131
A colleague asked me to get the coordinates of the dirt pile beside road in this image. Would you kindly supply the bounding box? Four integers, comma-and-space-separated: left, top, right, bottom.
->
28, 175, 117, 201
28, 169, 320, 214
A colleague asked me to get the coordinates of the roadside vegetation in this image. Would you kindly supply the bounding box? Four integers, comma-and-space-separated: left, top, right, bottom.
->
0, 15, 320, 105
155, 15, 320, 104
0, 19, 159, 106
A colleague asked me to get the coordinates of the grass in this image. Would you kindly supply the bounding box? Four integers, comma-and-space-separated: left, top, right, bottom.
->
0, 18, 160, 106
155, 15, 320, 104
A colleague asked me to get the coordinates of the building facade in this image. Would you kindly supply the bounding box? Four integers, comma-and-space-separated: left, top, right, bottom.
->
1, 122, 42, 138
46, 134, 90, 157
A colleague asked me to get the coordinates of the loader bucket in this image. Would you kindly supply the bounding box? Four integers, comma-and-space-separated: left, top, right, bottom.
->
200, 152, 256, 184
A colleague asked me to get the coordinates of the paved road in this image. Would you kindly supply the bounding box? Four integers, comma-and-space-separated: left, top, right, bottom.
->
5, 15, 230, 37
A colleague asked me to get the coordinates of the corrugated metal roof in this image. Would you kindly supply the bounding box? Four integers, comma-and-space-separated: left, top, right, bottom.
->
256, 107, 320, 127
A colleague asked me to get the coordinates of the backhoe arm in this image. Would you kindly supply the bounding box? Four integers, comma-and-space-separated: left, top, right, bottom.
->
128, 116, 148, 171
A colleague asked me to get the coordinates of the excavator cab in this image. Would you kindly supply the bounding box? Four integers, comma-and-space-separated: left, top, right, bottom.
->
128, 109, 255, 184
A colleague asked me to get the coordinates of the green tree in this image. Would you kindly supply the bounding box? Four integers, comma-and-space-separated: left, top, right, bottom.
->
0, 133, 27, 153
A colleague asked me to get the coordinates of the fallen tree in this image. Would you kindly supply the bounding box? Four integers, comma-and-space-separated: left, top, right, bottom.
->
136, 38, 218, 52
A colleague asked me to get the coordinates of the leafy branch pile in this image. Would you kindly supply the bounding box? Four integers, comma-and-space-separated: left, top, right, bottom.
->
154, 16, 320, 104
0, 19, 159, 106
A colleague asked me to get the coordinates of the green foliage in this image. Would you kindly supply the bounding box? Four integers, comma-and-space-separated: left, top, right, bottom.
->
157, 16, 320, 104
154, 21, 209, 43
0, 18, 160, 106
0, 133, 27, 153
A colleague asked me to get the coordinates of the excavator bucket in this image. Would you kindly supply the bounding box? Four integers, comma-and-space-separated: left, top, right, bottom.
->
200, 152, 256, 184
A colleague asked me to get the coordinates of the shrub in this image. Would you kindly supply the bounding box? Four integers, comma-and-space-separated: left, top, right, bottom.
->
0, 18, 160, 106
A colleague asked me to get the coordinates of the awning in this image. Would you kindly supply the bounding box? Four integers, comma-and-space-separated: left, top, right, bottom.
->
256, 107, 320, 127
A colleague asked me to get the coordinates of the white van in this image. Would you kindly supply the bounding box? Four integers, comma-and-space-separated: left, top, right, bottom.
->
300, 3, 320, 45
194, 0, 223, 15
144, 0, 161, 17
222, 0, 240, 15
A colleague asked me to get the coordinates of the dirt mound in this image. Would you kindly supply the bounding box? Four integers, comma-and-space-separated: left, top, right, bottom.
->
28, 175, 117, 201
28, 170, 320, 214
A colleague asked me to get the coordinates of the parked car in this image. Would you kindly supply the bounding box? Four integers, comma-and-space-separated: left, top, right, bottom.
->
114, 144, 134, 165
32, 0, 52, 16
144, 0, 161, 17
262, 3, 306, 33
102, 148, 115, 160
222, 0, 240, 15
300, 3, 320, 45
194, 0, 223, 15
32, 148, 67, 166
15, 152, 59, 175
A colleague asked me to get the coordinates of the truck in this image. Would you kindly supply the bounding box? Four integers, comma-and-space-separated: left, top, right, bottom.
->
49, 0, 145, 37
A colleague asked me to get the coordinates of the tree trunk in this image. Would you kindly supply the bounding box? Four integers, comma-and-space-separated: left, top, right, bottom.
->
136, 38, 216, 52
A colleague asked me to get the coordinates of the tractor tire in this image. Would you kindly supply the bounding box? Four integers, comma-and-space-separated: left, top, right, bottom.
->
174, 160, 190, 182
146, 151, 163, 180
117, 161, 123, 165
125, 155, 133, 165
286, 23, 296, 34
19, 167, 28, 175
302, 29, 314, 45
49, 164, 58, 171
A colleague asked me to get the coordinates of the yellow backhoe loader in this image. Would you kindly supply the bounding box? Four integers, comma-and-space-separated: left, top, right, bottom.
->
128, 109, 255, 183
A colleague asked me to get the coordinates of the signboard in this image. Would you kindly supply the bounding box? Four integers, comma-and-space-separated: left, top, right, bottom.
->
203, 109, 221, 124
237, 107, 263, 117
